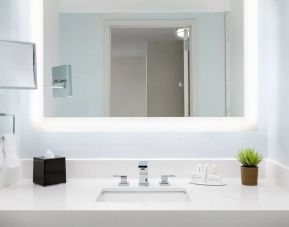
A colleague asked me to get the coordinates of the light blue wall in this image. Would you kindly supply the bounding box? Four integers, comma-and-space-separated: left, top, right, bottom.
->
265, 0, 289, 166
0, 0, 29, 131
58, 15, 104, 117
196, 13, 226, 116
56, 13, 226, 117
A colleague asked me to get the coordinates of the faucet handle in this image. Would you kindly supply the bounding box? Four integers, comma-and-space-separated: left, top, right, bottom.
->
160, 175, 176, 185
113, 175, 129, 186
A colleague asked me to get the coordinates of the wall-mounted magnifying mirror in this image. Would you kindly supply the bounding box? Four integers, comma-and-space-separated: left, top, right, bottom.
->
0, 113, 15, 134
0, 40, 37, 89
44, 0, 244, 118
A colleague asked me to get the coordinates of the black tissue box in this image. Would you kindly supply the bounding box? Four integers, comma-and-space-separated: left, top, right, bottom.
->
33, 156, 66, 186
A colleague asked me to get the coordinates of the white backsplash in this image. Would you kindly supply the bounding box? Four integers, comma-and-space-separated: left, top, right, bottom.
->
22, 159, 266, 179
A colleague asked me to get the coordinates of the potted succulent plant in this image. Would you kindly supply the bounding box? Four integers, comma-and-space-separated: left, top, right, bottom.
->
237, 148, 263, 186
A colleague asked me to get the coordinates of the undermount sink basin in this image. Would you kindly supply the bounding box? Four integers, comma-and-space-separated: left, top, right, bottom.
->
96, 188, 190, 203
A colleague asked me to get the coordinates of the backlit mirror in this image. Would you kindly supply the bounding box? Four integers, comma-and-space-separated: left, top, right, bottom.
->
44, 0, 244, 118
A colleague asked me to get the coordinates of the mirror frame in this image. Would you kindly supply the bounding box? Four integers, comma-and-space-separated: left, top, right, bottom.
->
29, 0, 258, 132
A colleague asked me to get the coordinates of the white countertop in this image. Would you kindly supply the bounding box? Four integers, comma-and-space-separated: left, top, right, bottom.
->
0, 178, 289, 211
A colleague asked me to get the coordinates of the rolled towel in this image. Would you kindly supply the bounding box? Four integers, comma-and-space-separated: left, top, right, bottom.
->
3, 134, 20, 168
0, 137, 4, 168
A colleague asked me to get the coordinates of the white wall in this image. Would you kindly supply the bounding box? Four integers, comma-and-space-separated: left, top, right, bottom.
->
0, 0, 268, 162
0, 0, 32, 189
263, 0, 289, 166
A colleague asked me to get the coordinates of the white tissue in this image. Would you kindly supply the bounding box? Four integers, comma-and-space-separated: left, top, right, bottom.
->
45, 149, 56, 159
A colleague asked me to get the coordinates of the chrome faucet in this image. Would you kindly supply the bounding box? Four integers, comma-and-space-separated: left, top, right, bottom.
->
138, 161, 149, 186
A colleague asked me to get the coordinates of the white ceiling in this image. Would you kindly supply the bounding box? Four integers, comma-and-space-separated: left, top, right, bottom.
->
59, 0, 231, 13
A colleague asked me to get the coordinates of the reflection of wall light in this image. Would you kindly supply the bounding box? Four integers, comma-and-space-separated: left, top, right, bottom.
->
29, 0, 258, 132
176, 28, 190, 38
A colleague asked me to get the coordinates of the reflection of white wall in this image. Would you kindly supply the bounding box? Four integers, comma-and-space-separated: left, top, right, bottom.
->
194, 13, 226, 117
43, 0, 60, 116
193, 0, 244, 117
230, 0, 244, 116
57, 15, 103, 117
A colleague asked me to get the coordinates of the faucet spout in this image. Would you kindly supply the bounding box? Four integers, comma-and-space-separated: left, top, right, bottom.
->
138, 161, 149, 186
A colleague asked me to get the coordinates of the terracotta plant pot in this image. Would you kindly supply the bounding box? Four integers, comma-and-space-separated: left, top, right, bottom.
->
241, 166, 258, 186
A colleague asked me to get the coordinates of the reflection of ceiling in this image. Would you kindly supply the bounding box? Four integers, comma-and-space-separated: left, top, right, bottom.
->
111, 28, 181, 43
59, 0, 231, 13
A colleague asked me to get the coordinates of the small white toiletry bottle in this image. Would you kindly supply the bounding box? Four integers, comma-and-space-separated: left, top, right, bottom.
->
211, 164, 218, 175
191, 163, 203, 183
204, 163, 210, 183
211, 164, 222, 184
196, 164, 202, 172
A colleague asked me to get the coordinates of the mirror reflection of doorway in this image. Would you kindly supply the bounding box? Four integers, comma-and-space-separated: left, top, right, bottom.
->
110, 26, 192, 117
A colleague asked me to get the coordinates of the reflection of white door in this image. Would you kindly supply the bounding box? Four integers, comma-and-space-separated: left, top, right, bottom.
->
147, 41, 184, 117
183, 28, 190, 117
111, 57, 147, 117
176, 27, 192, 117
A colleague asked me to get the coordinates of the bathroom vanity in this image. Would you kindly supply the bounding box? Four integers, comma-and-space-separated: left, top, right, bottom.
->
0, 178, 289, 226
1, 160, 289, 226
2, 0, 289, 226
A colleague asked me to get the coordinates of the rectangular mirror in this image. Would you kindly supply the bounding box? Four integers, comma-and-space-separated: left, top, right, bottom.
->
0, 40, 37, 89
44, 0, 244, 118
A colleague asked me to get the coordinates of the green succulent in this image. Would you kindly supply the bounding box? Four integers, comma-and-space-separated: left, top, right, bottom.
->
237, 148, 263, 167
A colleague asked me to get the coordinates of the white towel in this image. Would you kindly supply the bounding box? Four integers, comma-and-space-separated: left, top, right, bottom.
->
0, 137, 4, 168
3, 134, 20, 168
